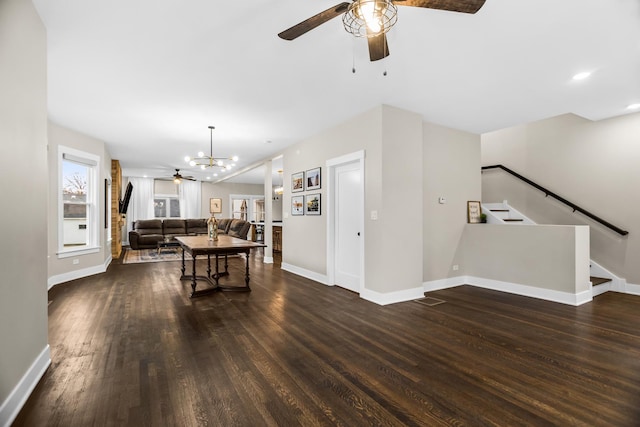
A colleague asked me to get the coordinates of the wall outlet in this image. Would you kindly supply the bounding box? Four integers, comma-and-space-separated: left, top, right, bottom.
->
72, 259, 79, 265
438, 197, 446, 204
370, 210, 378, 220
452, 264, 459, 271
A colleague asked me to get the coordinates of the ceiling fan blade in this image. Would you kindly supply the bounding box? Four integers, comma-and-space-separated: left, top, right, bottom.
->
393, 0, 486, 14
367, 32, 390, 61
278, 2, 351, 40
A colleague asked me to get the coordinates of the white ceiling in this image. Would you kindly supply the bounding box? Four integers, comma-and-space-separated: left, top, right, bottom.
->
33, 0, 640, 184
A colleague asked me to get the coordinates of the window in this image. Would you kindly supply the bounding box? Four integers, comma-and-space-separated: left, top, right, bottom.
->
154, 196, 181, 218
230, 195, 264, 222
58, 146, 100, 257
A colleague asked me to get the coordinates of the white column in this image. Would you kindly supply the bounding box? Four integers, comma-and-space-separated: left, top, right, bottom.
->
264, 160, 273, 263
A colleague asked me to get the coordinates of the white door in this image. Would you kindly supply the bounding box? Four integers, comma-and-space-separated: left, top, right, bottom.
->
334, 161, 361, 292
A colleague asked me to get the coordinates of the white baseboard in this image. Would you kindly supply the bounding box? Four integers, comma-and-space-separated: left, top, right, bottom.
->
47, 255, 112, 290
281, 263, 329, 285
263, 256, 274, 264
0, 345, 51, 427
624, 282, 640, 296
423, 276, 466, 292
360, 286, 425, 306
423, 276, 592, 306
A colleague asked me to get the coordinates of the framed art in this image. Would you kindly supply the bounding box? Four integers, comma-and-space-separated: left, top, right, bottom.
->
210, 198, 222, 214
291, 172, 304, 193
291, 195, 304, 215
305, 167, 321, 191
305, 193, 321, 215
467, 201, 482, 223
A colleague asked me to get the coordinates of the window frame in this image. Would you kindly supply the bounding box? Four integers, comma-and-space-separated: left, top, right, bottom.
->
229, 194, 265, 222
57, 146, 101, 258
153, 194, 182, 219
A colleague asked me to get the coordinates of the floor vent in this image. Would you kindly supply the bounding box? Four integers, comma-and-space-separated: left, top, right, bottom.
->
414, 297, 446, 307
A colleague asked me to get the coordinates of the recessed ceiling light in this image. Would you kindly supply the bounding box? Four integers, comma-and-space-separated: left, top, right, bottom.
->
143, 175, 147, 178
206, 176, 211, 180
572, 72, 591, 81
627, 103, 640, 110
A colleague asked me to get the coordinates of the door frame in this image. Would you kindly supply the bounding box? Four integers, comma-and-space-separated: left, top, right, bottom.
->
326, 150, 365, 292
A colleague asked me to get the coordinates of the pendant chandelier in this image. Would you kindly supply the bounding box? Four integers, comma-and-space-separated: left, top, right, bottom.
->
184, 126, 238, 172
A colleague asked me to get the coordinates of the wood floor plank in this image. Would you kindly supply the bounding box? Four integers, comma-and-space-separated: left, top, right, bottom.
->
12, 252, 640, 426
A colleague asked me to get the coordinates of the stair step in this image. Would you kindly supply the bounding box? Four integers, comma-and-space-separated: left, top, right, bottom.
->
490, 209, 510, 212
591, 276, 612, 286
503, 219, 524, 222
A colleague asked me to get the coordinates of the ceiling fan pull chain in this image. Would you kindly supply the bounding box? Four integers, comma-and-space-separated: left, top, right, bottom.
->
352, 40, 357, 74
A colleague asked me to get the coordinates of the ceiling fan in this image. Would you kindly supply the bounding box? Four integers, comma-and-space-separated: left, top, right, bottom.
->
278, 0, 486, 61
158, 169, 197, 184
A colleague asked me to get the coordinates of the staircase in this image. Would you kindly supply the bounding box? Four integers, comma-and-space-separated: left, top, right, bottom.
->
482, 201, 535, 225
481, 200, 617, 297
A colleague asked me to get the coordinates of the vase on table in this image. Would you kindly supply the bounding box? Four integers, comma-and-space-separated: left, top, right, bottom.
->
207, 214, 218, 241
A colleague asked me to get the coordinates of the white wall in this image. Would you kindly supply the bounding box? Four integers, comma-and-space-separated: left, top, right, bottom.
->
482, 113, 639, 285
423, 123, 481, 282
0, 0, 49, 423
47, 122, 112, 283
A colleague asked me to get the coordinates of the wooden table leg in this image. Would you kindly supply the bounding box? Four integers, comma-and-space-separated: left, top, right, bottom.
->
244, 250, 251, 289
181, 248, 186, 276
190, 255, 197, 296
214, 255, 220, 286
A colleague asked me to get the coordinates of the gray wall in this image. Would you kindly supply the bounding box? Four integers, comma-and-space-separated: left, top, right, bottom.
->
423, 123, 481, 282
482, 113, 639, 285
0, 0, 48, 413
458, 224, 590, 294
282, 105, 425, 295
201, 181, 264, 218
47, 122, 113, 279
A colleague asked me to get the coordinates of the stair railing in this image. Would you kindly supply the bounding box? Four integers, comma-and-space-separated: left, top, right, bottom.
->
481, 164, 629, 236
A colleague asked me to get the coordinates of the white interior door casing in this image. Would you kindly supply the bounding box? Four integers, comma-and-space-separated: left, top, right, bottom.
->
334, 161, 362, 292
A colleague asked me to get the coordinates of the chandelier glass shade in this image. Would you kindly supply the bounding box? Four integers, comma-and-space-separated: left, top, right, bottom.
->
184, 126, 238, 172
343, 0, 398, 38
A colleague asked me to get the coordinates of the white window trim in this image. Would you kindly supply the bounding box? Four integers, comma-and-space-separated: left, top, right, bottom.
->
154, 193, 181, 219
229, 194, 265, 222
58, 145, 101, 258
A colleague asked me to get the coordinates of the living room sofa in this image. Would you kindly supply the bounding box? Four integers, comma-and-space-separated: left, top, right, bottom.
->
128, 218, 251, 250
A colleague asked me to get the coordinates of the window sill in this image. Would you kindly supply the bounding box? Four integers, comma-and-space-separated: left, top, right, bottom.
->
57, 246, 100, 259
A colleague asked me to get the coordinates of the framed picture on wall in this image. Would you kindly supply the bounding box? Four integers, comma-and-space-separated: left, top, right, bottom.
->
210, 198, 222, 214
305, 167, 321, 191
291, 195, 304, 215
467, 201, 482, 223
291, 172, 304, 193
305, 193, 321, 215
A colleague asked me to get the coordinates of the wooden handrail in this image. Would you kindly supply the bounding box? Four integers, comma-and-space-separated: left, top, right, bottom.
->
482, 164, 629, 236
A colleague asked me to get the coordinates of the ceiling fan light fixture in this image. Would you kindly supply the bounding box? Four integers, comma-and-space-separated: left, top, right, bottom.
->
343, 0, 397, 38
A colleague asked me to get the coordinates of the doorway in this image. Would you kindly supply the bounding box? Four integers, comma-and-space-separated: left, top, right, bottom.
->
327, 151, 364, 293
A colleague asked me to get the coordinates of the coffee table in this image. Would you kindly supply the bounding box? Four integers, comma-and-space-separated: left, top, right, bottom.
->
156, 239, 180, 255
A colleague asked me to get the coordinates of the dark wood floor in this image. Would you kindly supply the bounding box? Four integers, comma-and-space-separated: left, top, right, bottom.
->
14, 250, 640, 426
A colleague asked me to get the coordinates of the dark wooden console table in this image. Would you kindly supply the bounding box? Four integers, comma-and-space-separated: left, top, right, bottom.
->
175, 235, 266, 297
